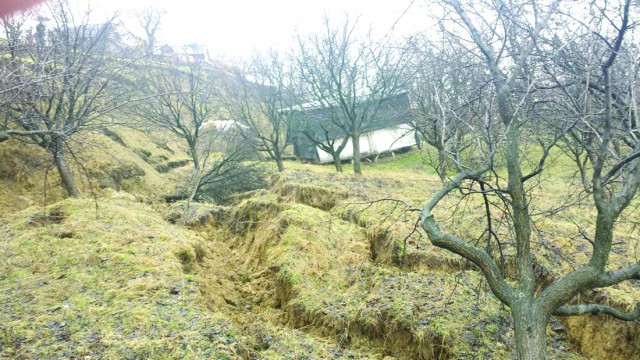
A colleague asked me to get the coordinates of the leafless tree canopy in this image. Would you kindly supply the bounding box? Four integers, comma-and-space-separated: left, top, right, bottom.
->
1, 2, 638, 357
223, 50, 298, 172
296, 17, 413, 174
419, 0, 639, 358
0, 0, 134, 197
135, 6, 165, 57
136, 60, 220, 172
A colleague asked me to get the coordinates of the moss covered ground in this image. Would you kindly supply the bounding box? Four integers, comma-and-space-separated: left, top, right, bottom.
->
1, 197, 242, 359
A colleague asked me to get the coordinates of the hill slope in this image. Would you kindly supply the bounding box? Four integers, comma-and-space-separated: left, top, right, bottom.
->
1, 132, 638, 359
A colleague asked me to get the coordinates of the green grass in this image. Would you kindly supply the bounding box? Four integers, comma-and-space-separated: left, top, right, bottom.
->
2, 132, 636, 359
222, 180, 585, 358
280, 145, 637, 358
0, 198, 242, 359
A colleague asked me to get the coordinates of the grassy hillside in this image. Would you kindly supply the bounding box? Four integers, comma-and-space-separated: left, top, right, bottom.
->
1, 197, 239, 359
0, 127, 190, 217
1, 132, 638, 359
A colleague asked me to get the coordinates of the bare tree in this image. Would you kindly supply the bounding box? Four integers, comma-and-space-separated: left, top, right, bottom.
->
1, 10, 29, 59
407, 33, 481, 181
136, 60, 219, 172
419, 1, 639, 359
289, 103, 351, 172
296, 17, 412, 174
223, 50, 297, 172
0, 0, 133, 197
135, 58, 238, 208
135, 6, 164, 57
192, 133, 269, 203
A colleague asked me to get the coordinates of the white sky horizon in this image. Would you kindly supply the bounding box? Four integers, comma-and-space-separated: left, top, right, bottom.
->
65, 0, 432, 61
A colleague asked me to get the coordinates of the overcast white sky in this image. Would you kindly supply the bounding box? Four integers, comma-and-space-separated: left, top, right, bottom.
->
75, 0, 430, 61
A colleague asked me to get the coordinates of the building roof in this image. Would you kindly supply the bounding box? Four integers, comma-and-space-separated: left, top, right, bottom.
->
289, 92, 413, 160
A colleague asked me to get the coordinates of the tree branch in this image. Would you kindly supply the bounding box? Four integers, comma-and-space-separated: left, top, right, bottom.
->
420, 167, 513, 305
0, 129, 62, 142
602, 150, 640, 185
554, 301, 640, 321
596, 263, 640, 287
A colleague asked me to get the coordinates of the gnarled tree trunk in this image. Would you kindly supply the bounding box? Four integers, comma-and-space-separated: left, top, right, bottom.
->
513, 301, 548, 360
53, 152, 79, 197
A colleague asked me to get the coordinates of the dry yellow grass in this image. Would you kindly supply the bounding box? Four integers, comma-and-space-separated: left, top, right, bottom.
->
0, 197, 244, 359
1, 128, 635, 359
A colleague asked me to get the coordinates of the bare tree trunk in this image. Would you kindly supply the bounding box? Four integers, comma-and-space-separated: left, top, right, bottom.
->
54, 153, 79, 197
352, 133, 362, 175
512, 301, 548, 360
332, 154, 343, 173
276, 157, 285, 172
437, 145, 447, 181
184, 168, 205, 221
188, 142, 200, 171
415, 131, 422, 150
272, 146, 285, 172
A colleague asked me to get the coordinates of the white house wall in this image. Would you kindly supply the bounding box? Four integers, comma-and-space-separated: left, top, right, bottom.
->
318, 137, 354, 163
369, 124, 416, 154
316, 124, 416, 163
